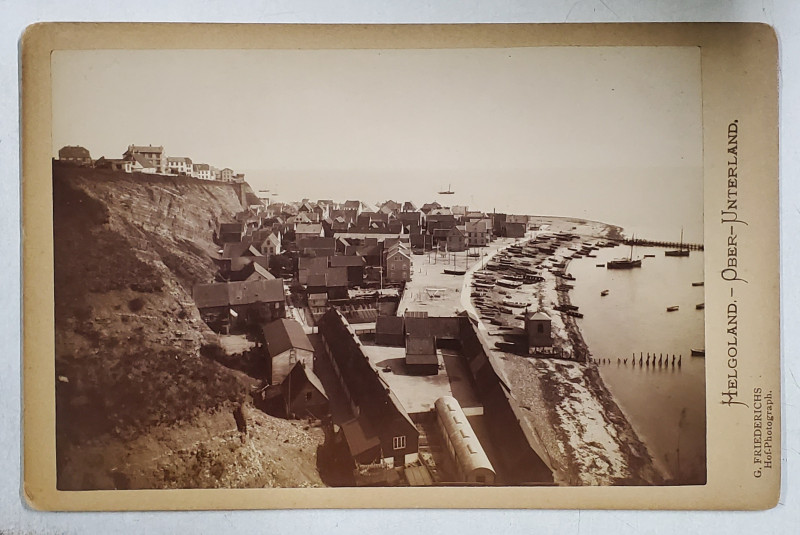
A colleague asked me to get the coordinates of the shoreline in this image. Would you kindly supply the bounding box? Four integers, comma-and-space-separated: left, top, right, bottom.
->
467, 219, 662, 485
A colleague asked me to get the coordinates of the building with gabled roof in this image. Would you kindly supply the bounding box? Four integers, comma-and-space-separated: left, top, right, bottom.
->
281, 363, 329, 419
317, 309, 419, 467
123, 144, 165, 173
192, 162, 212, 180
58, 145, 91, 165
193, 279, 285, 332
385, 241, 412, 282
295, 223, 324, 241
261, 318, 315, 385
405, 334, 439, 376
166, 156, 193, 175
525, 310, 552, 350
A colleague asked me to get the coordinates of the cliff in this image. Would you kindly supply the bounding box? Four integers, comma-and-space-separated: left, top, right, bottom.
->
52, 165, 324, 490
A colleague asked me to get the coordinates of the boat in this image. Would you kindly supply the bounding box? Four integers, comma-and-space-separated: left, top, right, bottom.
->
438, 183, 455, 195
443, 268, 466, 275
473, 281, 495, 289
565, 310, 584, 318
692, 281, 704, 287
696, 303, 705, 310
644, 254, 655, 258
666, 305, 679, 312
502, 299, 528, 308
665, 228, 690, 257
691, 348, 705, 357
496, 278, 523, 289
601, 289, 609, 296
607, 257, 642, 269
595, 263, 605, 267
606, 238, 642, 269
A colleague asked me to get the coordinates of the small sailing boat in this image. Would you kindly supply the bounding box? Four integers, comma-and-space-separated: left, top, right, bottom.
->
665, 228, 690, 257
438, 183, 455, 195
601, 289, 609, 296
607, 237, 642, 269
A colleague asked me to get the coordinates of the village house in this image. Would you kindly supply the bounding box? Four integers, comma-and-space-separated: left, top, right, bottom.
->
192, 163, 212, 180
426, 212, 456, 235
260, 318, 315, 385
280, 363, 329, 419
244, 262, 276, 282
317, 309, 419, 467
94, 157, 132, 173
58, 145, 92, 165
502, 221, 527, 238
192, 278, 286, 333
385, 242, 412, 282
220, 168, 234, 182
295, 223, 324, 241
166, 156, 193, 175
328, 255, 366, 286
420, 202, 442, 215
465, 219, 492, 247
124, 153, 158, 174
298, 256, 330, 285
306, 266, 349, 300
297, 236, 336, 257
446, 225, 468, 252
123, 144, 166, 174
216, 222, 246, 244
261, 232, 282, 257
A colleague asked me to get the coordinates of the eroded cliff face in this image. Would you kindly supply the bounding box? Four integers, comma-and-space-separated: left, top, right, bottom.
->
52, 165, 324, 490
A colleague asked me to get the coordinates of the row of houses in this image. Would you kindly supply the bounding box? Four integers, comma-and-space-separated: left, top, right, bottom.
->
57, 144, 245, 183
264, 198, 530, 255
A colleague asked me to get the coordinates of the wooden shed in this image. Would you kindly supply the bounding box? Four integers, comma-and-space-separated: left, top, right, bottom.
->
525, 310, 553, 351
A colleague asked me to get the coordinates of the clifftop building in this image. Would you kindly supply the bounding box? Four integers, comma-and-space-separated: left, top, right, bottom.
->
123, 144, 166, 174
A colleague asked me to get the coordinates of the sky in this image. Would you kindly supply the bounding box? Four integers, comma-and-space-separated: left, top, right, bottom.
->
52, 46, 703, 242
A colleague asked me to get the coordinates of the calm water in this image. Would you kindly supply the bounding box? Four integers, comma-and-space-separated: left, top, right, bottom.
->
569, 245, 706, 484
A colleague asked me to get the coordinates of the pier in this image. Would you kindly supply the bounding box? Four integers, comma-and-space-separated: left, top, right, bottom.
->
620, 238, 704, 251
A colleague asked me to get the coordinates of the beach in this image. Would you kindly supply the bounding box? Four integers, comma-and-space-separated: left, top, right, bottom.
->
457, 216, 661, 485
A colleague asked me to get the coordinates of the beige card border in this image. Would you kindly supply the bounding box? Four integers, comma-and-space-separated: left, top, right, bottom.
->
21, 22, 780, 511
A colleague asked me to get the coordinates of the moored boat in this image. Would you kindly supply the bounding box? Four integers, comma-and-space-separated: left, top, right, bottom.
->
691, 348, 705, 357
443, 268, 467, 275
601, 289, 609, 296
665, 228, 690, 257
692, 281, 704, 287
696, 303, 705, 310
496, 278, 523, 289
666, 305, 679, 312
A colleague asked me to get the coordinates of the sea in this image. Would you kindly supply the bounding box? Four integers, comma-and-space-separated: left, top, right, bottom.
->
568, 244, 706, 484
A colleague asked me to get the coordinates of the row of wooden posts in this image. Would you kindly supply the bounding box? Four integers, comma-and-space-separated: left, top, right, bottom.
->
589, 352, 683, 368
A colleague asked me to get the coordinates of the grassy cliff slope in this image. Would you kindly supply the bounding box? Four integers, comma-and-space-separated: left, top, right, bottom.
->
52, 165, 323, 490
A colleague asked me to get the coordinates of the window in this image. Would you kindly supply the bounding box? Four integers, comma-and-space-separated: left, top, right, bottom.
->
537, 324, 544, 334
392, 435, 406, 450
305, 391, 312, 401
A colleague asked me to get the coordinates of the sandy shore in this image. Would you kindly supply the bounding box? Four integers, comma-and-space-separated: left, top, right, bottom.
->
468, 217, 662, 485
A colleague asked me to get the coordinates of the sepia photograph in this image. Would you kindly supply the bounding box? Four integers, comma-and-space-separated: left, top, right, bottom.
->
48, 44, 707, 491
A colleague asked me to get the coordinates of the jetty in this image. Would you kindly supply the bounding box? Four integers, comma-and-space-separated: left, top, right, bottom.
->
621, 237, 704, 251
